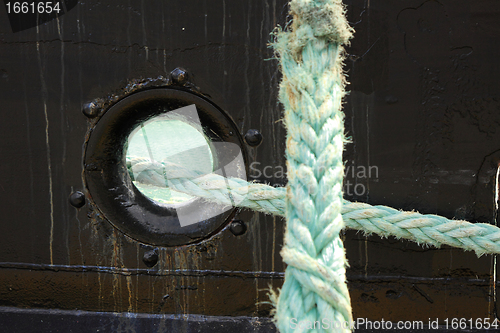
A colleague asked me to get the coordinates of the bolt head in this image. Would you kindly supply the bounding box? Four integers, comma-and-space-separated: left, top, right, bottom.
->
171, 67, 188, 85
82, 102, 98, 118
229, 220, 247, 236
143, 249, 159, 268
69, 191, 86, 208
244, 129, 263, 147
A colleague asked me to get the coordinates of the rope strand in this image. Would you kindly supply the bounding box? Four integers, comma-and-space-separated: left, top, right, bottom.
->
127, 157, 500, 257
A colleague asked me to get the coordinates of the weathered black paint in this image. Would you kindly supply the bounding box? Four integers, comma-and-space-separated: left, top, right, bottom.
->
0, 0, 499, 331
3, 0, 79, 33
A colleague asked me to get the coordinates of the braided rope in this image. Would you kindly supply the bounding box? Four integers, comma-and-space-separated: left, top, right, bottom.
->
127, 157, 286, 215
271, 0, 354, 330
127, 157, 500, 257
341, 202, 500, 256
127, 158, 500, 256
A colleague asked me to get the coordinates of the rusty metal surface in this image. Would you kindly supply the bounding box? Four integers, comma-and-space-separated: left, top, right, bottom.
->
0, 0, 499, 329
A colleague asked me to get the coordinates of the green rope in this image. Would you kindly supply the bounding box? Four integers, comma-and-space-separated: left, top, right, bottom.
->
127, 157, 286, 215
271, 0, 354, 330
127, 157, 500, 257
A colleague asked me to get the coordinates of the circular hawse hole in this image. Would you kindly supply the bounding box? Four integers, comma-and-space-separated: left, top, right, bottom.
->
84, 87, 246, 246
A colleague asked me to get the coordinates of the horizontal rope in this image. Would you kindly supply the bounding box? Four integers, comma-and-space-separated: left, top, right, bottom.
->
127, 157, 500, 256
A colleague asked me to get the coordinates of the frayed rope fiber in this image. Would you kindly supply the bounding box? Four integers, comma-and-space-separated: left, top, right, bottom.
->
271, 0, 353, 330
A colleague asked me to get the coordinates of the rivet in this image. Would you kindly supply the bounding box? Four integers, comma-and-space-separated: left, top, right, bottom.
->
244, 129, 263, 147
69, 191, 85, 208
143, 249, 159, 268
82, 102, 98, 118
229, 220, 247, 236
171, 67, 188, 85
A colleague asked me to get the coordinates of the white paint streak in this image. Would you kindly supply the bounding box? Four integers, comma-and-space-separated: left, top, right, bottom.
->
44, 103, 55, 266
36, 24, 55, 266
142, 0, 148, 61
495, 166, 500, 217
492, 165, 500, 315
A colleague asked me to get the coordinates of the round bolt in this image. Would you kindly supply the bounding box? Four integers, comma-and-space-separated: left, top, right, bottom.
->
82, 102, 98, 118
229, 220, 247, 236
171, 67, 188, 85
69, 191, 86, 208
244, 129, 263, 147
143, 249, 159, 268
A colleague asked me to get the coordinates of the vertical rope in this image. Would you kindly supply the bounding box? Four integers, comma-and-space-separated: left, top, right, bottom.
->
271, 0, 354, 331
